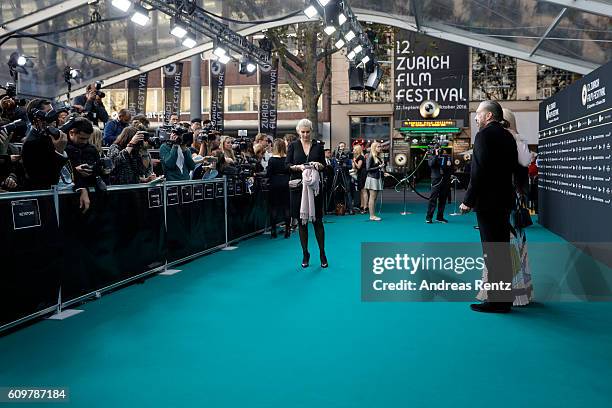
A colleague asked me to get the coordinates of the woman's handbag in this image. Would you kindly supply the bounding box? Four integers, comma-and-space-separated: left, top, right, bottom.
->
288, 178, 302, 190
513, 196, 533, 229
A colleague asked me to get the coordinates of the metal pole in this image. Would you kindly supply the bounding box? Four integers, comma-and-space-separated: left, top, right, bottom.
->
450, 176, 460, 216
190, 54, 202, 121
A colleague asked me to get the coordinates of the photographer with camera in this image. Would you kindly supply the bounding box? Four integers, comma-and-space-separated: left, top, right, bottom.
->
21, 98, 69, 191
159, 127, 196, 181
0, 94, 28, 142
72, 82, 109, 126
331, 142, 355, 215
0, 124, 22, 191
64, 116, 112, 213
426, 147, 453, 224
103, 108, 131, 146
352, 144, 367, 214
108, 126, 157, 185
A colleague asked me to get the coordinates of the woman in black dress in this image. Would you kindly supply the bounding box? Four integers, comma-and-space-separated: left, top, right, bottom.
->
266, 138, 291, 239
286, 119, 328, 268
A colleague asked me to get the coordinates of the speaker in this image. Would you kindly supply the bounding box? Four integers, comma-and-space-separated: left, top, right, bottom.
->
365, 65, 383, 91
349, 65, 364, 90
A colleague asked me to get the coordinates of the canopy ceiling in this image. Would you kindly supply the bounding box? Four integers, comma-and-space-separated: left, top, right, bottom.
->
0, 0, 610, 98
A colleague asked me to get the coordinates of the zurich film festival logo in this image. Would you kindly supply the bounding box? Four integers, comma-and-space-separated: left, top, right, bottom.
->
163, 64, 178, 76
545, 101, 559, 121
582, 84, 588, 106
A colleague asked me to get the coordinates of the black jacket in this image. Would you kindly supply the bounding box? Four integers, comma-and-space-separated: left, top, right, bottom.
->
286, 139, 325, 180
366, 155, 384, 179
65, 140, 101, 190
72, 95, 109, 124
428, 154, 453, 180
21, 128, 68, 190
464, 121, 519, 211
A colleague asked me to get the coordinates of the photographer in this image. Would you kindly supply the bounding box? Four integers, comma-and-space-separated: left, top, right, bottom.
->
0, 125, 22, 191
21, 98, 69, 191
103, 108, 131, 146
108, 126, 156, 185
332, 142, 355, 215
159, 127, 196, 181
72, 83, 109, 126
0, 95, 28, 142
65, 116, 107, 213
426, 147, 453, 223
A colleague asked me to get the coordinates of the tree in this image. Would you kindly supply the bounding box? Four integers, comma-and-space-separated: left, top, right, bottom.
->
266, 22, 336, 139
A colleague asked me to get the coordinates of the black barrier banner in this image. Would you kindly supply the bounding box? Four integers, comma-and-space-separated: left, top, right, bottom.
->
127, 72, 148, 116
194, 184, 204, 201
259, 57, 279, 137
215, 182, 225, 198
167, 186, 180, 205
148, 187, 162, 208
538, 61, 612, 244
394, 30, 469, 125
11, 199, 41, 230
163, 63, 183, 123
210, 60, 226, 132
204, 183, 214, 199
227, 179, 235, 196
1, 195, 60, 327
181, 185, 193, 203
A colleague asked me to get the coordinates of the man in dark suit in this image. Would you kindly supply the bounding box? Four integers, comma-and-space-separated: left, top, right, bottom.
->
426, 147, 453, 223
460, 100, 518, 313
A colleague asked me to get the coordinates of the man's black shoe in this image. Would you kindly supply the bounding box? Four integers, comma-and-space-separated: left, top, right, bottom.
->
425, 218, 433, 224
436, 218, 449, 224
470, 302, 512, 313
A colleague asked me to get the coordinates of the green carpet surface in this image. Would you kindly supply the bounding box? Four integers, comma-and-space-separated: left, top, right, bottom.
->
1, 203, 611, 407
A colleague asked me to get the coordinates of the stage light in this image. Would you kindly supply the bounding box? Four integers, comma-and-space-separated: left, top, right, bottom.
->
213, 44, 227, 58
338, 13, 347, 26
304, 5, 318, 19
218, 54, 231, 64
170, 22, 188, 39
335, 38, 345, 49
344, 30, 356, 42
239, 57, 257, 75
347, 50, 356, 60
317, 0, 331, 7
17, 56, 27, 66
111, 0, 132, 12
182, 36, 197, 48
70, 68, 82, 79
324, 25, 337, 36
130, 5, 150, 26
360, 55, 370, 65
352, 44, 363, 54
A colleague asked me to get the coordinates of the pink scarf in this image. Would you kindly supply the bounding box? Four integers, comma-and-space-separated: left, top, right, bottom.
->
300, 166, 320, 225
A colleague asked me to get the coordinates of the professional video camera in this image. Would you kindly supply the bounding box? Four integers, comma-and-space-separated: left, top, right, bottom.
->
156, 124, 189, 147
232, 137, 251, 155
427, 137, 450, 155
0, 119, 24, 134
94, 80, 105, 99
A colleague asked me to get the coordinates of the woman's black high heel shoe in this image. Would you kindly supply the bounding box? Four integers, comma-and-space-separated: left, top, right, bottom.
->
301, 252, 310, 268
320, 253, 328, 268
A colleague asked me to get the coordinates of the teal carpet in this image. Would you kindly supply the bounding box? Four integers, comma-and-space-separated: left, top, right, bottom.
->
1, 203, 611, 407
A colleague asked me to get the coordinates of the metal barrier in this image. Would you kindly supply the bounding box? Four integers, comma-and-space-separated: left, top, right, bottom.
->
0, 176, 269, 332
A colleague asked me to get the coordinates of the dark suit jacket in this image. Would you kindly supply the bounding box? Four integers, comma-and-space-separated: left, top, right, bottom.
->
21, 128, 68, 190
464, 121, 518, 211
65, 140, 101, 190
286, 139, 325, 180
428, 154, 453, 180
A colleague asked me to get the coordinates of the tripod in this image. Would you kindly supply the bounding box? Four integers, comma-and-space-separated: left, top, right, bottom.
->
326, 165, 353, 213
449, 175, 461, 216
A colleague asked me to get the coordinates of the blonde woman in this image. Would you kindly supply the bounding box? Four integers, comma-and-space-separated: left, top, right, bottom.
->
286, 118, 327, 268
365, 142, 388, 221
352, 144, 367, 213
219, 135, 236, 165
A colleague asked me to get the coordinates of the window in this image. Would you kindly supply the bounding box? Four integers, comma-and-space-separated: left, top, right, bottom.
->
226, 86, 257, 112
277, 84, 323, 112
537, 66, 580, 100
472, 49, 517, 101
101, 89, 127, 115
145, 88, 163, 119
350, 116, 391, 144
349, 62, 393, 104
180, 87, 211, 114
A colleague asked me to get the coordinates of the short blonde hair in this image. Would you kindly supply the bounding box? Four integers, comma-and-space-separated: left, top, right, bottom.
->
501, 108, 517, 132
295, 118, 312, 132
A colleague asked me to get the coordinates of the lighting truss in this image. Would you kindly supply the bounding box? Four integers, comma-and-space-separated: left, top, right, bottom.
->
139, 0, 271, 66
